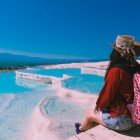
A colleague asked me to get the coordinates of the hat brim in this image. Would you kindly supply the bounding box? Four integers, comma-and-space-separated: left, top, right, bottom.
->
109, 42, 140, 57
134, 41, 140, 47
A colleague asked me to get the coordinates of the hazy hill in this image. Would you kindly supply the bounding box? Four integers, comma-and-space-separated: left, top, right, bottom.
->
0, 53, 86, 67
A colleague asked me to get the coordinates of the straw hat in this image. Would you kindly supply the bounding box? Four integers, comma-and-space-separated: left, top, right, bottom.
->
115, 35, 140, 56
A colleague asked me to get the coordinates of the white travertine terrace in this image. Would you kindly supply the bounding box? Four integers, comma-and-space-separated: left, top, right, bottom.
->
81, 67, 106, 76
24, 60, 140, 140
25, 61, 108, 140
44, 61, 109, 69
25, 98, 58, 140
15, 71, 58, 84
16, 61, 109, 84
26, 83, 97, 140
44, 60, 139, 70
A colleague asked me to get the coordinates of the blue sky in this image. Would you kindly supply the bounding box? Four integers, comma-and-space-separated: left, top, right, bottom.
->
0, 0, 139, 60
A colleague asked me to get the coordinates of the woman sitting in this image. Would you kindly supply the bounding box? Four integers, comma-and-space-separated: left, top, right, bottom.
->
75, 35, 140, 133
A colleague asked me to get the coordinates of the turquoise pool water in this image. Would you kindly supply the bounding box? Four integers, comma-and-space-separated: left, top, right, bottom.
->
0, 72, 46, 94
62, 74, 104, 94
20, 68, 81, 77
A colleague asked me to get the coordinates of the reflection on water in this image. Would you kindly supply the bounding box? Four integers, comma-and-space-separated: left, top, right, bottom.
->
62, 74, 104, 94
15, 78, 48, 91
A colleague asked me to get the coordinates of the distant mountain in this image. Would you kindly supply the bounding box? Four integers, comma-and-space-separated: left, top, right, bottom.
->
0, 53, 47, 67
0, 53, 86, 67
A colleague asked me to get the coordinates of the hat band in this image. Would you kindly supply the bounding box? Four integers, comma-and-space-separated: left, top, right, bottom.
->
115, 44, 134, 50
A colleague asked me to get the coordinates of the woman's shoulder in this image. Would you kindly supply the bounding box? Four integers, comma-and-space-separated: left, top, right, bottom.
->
107, 67, 133, 78
109, 67, 126, 74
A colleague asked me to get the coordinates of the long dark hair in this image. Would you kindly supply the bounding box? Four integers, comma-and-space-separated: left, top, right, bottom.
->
105, 49, 140, 78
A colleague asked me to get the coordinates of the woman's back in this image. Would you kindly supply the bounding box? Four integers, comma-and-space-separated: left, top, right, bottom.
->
96, 67, 134, 117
